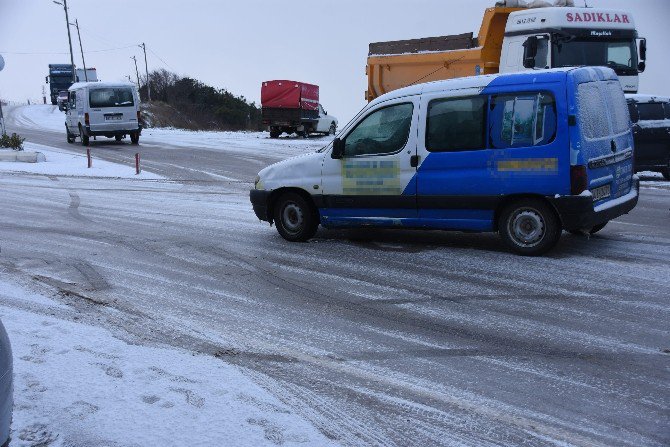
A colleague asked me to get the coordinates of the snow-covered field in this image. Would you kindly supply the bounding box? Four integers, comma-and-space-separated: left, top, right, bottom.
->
11, 105, 334, 159
0, 277, 334, 447
0, 142, 162, 179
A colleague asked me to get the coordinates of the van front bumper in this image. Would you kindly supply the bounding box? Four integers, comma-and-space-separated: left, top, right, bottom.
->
250, 190, 271, 222
549, 179, 639, 231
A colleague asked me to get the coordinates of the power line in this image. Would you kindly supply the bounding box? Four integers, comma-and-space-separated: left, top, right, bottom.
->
0, 45, 138, 55
147, 47, 173, 70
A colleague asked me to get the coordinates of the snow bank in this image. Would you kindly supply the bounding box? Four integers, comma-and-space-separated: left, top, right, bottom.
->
0, 142, 163, 179
0, 278, 335, 447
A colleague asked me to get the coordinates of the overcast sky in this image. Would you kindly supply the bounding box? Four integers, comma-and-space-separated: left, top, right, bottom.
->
1, 0, 668, 123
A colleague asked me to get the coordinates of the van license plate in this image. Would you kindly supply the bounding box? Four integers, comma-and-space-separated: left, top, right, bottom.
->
105, 116, 122, 121
591, 184, 611, 202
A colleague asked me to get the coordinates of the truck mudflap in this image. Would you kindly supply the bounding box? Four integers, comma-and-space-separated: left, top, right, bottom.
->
548, 178, 639, 231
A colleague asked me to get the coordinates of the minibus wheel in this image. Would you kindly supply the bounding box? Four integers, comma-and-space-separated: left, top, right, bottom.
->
130, 132, 140, 144
273, 192, 318, 242
498, 199, 561, 256
79, 125, 89, 146
66, 125, 75, 144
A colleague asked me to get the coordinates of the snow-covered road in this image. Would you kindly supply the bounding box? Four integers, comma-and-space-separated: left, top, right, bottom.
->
1, 105, 669, 447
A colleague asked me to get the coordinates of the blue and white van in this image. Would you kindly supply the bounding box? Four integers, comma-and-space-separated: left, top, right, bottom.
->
250, 67, 638, 255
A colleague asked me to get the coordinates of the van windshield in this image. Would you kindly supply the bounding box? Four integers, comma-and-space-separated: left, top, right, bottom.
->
89, 88, 135, 108
553, 39, 637, 76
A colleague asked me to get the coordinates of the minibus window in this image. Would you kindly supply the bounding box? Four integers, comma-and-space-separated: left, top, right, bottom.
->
344, 103, 413, 156
636, 103, 665, 121
426, 96, 486, 152
490, 93, 556, 148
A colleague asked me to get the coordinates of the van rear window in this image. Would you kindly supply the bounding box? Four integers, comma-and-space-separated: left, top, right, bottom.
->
577, 83, 611, 139
89, 88, 134, 108
603, 82, 630, 134
426, 97, 486, 152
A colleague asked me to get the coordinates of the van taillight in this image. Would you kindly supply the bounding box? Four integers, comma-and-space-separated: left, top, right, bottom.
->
84, 112, 90, 126
570, 165, 588, 195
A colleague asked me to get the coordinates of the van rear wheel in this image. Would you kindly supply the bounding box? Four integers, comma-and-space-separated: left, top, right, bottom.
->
273, 192, 318, 242
498, 199, 561, 256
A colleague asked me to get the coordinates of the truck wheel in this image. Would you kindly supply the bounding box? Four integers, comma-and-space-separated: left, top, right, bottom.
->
269, 128, 280, 138
328, 122, 336, 135
66, 125, 75, 144
79, 125, 90, 146
273, 192, 318, 242
115, 135, 123, 142
498, 199, 561, 256
130, 132, 139, 144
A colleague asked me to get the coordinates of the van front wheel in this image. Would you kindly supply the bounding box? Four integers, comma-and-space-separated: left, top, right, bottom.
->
498, 199, 561, 256
130, 132, 139, 144
273, 192, 318, 242
79, 125, 89, 146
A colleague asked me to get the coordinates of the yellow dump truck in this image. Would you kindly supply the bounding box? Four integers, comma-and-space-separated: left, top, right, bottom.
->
366, 2, 646, 101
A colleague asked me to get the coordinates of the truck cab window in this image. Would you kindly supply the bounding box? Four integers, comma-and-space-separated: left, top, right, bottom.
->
344, 103, 413, 156
533, 36, 550, 69
553, 39, 637, 76
426, 96, 486, 152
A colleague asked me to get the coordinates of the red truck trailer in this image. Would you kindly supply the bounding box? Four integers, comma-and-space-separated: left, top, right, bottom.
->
261, 80, 320, 138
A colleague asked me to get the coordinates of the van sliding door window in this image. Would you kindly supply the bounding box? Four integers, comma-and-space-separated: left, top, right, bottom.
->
344, 103, 413, 156
426, 96, 486, 152
89, 88, 135, 108
490, 92, 556, 148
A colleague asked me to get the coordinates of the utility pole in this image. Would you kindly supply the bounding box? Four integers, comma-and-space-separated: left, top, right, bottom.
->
53, 0, 76, 83
70, 19, 88, 81
131, 56, 141, 93
139, 43, 151, 101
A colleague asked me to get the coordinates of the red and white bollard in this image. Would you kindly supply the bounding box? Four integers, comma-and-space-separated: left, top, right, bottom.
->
86, 148, 92, 168
135, 153, 141, 175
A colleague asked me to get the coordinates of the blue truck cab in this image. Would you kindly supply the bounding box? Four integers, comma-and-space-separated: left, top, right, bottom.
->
250, 67, 638, 255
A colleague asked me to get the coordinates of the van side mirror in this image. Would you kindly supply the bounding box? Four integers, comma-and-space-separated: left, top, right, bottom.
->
523, 36, 539, 69
331, 138, 345, 159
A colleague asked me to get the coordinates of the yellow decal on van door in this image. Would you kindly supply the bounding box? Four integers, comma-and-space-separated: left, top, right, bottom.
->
497, 158, 558, 173
342, 160, 401, 195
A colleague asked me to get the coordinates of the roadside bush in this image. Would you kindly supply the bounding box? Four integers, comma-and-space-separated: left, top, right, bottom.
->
0, 132, 25, 151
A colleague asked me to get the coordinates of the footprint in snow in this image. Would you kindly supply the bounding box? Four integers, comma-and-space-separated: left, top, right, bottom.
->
66, 400, 99, 420
170, 388, 205, 408
18, 423, 59, 445
141, 395, 161, 405
247, 418, 285, 445
93, 362, 124, 379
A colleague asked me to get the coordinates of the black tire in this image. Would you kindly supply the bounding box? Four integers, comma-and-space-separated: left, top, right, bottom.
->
498, 199, 562, 256
79, 125, 89, 146
130, 132, 139, 144
66, 125, 75, 144
115, 135, 123, 142
269, 128, 280, 139
273, 192, 319, 242
328, 122, 336, 135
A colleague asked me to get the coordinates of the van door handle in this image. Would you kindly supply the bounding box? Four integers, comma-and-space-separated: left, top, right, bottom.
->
410, 155, 420, 167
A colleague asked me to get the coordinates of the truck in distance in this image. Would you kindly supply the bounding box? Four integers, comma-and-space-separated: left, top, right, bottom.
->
365, 0, 646, 101
261, 80, 337, 138
46, 65, 99, 105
